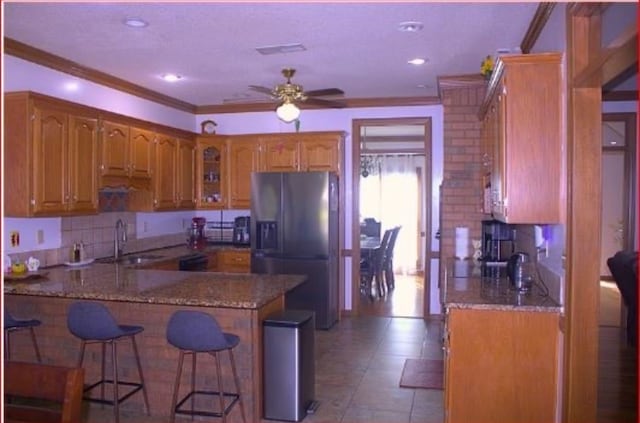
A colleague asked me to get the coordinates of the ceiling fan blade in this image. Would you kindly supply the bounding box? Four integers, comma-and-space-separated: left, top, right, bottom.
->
248, 85, 275, 96
304, 97, 346, 108
304, 88, 344, 97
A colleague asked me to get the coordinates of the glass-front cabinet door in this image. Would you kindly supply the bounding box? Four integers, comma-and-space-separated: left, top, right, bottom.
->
196, 136, 227, 209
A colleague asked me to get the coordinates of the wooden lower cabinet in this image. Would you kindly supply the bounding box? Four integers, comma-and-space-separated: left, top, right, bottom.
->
444, 308, 559, 423
217, 250, 251, 273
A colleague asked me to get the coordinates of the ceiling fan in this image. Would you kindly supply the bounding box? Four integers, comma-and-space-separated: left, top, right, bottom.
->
249, 68, 345, 122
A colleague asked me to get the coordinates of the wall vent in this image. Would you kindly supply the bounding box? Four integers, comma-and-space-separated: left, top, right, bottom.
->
256, 43, 306, 55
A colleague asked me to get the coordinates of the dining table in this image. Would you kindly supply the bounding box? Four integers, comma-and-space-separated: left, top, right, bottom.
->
360, 236, 382, 298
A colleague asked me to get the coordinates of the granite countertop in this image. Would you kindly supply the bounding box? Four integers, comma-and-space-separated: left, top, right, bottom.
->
443, 259, 561, 313
4, 245, 304, 309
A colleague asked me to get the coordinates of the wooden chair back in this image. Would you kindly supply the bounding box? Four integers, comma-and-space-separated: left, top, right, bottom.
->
4, 361, 84, 423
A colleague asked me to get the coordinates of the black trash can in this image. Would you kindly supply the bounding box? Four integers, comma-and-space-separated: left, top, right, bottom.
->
263, 310, 316, 421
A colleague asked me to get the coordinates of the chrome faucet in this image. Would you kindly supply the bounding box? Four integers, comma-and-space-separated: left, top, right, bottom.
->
114, 218, 127, 260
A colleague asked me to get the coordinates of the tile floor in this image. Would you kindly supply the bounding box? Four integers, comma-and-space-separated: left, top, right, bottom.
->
85, 315, 445, 423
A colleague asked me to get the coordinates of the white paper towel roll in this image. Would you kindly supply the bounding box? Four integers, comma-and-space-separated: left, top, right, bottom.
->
455, 227, 469, 260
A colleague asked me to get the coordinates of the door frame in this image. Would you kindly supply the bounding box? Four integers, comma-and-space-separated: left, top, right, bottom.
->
601, 112, 637, 256
351, 117, 432, 316
564, 4, 637, 421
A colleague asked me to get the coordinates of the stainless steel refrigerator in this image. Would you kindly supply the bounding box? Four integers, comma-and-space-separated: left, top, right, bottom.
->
251, 171, 339, 329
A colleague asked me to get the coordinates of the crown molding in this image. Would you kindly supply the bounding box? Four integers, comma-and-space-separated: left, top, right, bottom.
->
195, 96, 440, 115
4, 37, 197, 113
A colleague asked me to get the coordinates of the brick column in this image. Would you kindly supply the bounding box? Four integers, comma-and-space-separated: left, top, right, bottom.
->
440, 86, 486, 273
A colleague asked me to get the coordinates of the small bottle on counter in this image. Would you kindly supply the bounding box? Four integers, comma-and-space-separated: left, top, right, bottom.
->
78, 242, 86, 262
70, 243, 80, 263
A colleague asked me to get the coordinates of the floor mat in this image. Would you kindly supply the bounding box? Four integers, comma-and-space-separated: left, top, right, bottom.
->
399, 358, 443, 390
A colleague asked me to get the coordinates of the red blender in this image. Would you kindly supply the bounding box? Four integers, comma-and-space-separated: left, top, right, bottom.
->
187, 217, 207, 250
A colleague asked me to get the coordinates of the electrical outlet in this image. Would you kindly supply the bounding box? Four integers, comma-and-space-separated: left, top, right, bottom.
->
10, 231, 20, 247
37, 230, 45, 244
143, 221, 149, 232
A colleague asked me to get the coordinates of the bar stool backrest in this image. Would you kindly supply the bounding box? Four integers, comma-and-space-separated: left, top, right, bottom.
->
167, 310, 228, 352
67, 302, 122, 340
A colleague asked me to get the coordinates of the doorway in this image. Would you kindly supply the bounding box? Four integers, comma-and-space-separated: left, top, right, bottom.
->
599, 112, 636, 328
351, 117, 432, 317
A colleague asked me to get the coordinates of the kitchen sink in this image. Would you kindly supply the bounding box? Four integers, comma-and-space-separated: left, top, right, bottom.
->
95, 254, 165, 265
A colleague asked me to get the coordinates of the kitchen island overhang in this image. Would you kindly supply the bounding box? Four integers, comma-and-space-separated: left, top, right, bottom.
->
4, 264, 307, 421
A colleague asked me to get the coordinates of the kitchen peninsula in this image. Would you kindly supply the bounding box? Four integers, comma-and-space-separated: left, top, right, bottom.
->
4, 260, 306, 421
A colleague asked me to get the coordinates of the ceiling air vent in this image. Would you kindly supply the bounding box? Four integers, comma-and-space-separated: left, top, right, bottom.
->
255, 43, 306, 55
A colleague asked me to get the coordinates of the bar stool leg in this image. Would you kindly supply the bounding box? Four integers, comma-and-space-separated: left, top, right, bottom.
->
130, 335, 150, 415
170, 350, 185, 423
97, 342, 106, 403
213, 351, 226, 423
28, 327, 42, 363
112, 341, 120, 423
191, 352, 197, 419
228, 349, 247, 423
4, 330, 10, 361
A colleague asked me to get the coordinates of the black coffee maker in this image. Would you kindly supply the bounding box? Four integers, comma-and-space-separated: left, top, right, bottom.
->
481, 220, 515, 263
233, 216, 250, 245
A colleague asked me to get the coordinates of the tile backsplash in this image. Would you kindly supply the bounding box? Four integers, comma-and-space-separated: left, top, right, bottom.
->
7, 212, 184, 268
512, 223, 565, 306
4, 209, 251, 269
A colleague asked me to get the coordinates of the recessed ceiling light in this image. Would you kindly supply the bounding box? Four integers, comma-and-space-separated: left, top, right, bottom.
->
124, 17, 148, 28
417, 84, 431, 89
63, 81, 79, 91
408, 58, 426, 66
161, 73, 182, 82
398, 21, 424, 32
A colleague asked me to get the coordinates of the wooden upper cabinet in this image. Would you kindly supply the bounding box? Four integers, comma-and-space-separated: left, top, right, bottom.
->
300, 134, 341, 173
68, 115, 99, 214
99, 122, 153, 189
260, 136, 300, 172
4, 92, 99, 216
479, 53, 562, 224
177, 138, 196, 209
129, 127, 154, 180
228, 136, 260, 209
153, 134, 178, 210
100, 120, 130, 178
259, 132, 342, 174
31, 107, 69, 215
196, 136, 227, 209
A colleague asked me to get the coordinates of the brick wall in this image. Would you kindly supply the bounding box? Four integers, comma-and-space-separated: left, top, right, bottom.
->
5, 295, 273, 422
440, 85, 487, 266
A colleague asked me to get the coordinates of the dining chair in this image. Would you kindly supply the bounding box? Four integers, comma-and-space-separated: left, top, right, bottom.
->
382, 226, 402, 291
4, 361, 84, 423
360, 228, 392, 299
360, 218, 381, 239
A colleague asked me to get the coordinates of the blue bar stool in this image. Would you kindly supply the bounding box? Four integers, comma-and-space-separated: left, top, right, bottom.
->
4, 310, 42, 362
166, 310, 247, 423
67, 301, 150, 423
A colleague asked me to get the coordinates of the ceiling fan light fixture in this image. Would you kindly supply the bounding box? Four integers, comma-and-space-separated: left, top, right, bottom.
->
161, 73, 182, 82
276, 101, 301, 123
